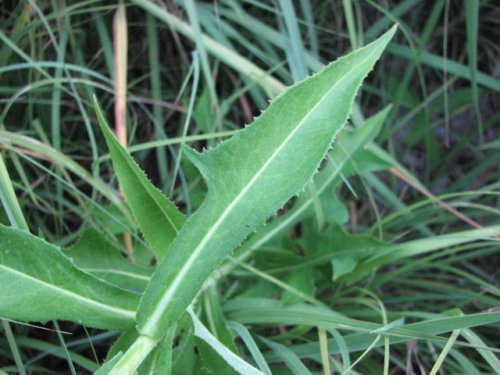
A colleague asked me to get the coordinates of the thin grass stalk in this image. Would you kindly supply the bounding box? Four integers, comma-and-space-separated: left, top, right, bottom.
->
342, 0, 358, 49
464, 0, 483, 143
429, 329, 461, 375
146, 13, 169, 188
317, 326, 331, 375
169, 52, 200, 195
113, 3, 128, 147
113, 3, 134, 259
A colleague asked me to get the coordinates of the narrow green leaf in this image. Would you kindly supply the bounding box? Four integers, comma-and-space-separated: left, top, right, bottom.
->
260, 337, 312, 375
462, 328, 500, 373
94, 98, 186, 261
279, 0, 308, 81
189, 309, 264, 375
386, 43, 500, 92
0, 153, 28, 230
0, 225, 139, 330
228, 321, 272, 375
463, 0, 483, 141
137, 25, 397, 342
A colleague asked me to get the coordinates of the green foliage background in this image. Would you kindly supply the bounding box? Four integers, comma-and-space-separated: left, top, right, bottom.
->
0, 0, 498, 373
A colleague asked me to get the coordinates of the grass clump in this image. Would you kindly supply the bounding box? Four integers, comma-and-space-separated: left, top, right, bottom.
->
0, 1, 498, 374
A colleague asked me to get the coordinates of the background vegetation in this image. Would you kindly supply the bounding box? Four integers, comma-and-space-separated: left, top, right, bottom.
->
0, 0, 498, 373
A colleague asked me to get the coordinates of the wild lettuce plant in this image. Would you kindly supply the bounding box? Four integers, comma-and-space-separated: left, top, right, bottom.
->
0, 25, 397, 373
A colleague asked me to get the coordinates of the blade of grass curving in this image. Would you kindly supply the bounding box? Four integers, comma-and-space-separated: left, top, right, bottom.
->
0, 225, 139, 330
94, 97, 186, 260
429, 329, 461, 375
0, 62, 112, 83
1, 320, 26, 375
386, 43, 500, 91
341, 335, 381, 375
107, 26, 397, 373
260, 337, 312, 375
327, 328, 350, 372
189, 309, 264, 374
355, 224, 500, 275
461, 328, 500, 373
228, 321, 272, 375
15, 336, 100, 372
125, 130, 236, 155
202, 285, 239, 352
170, 51, 201, 195
53, 321, 76, 375
0, 130, 122, 207
227, 301, 500, 346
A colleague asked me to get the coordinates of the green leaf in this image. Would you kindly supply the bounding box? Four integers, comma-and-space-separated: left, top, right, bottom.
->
65, 228, 152, 291
312, 225, 384, 281
280, 267, 315, 305
0, 225, 139, 330
137, 25, 397, 343
94, 98, 186, 261
232, 105, 392, 263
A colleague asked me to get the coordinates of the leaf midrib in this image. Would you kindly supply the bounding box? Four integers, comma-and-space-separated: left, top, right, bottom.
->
0, 265, 136, 319
141, 45, 379, 334
84, 268, 150, 281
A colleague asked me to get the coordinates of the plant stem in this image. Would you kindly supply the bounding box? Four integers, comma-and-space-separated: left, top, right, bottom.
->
109, 334, 159, 375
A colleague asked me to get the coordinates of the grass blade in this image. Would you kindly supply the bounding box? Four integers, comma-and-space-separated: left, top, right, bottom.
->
189, 309, 264, 374
464, 0, 483, 142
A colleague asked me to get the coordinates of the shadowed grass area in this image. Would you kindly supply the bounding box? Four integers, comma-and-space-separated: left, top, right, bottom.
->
0, 1, 498, 374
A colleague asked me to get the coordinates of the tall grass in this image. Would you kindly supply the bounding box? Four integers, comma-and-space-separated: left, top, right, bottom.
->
0, 1, 498, 373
